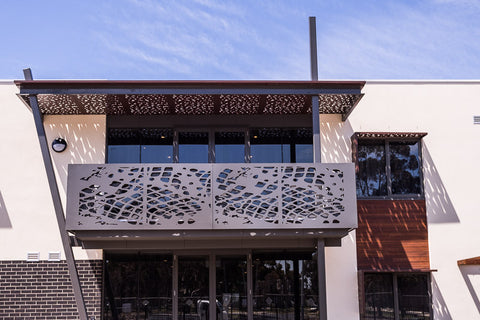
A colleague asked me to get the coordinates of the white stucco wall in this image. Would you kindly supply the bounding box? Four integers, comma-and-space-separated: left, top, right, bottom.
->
320, 114, 360, 319
44, 114, 106, 260
0, 82, 62, 260
347, 81, 480, 320
0, 82, 104, 261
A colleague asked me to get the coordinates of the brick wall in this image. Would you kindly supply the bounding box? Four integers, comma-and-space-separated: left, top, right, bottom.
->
0, 260, 102, 320
356, 199, 430, 271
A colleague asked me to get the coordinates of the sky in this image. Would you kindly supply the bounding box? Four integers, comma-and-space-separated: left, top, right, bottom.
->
1, 0, 480, 80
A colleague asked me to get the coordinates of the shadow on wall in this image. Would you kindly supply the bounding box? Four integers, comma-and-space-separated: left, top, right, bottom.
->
459, 265, 480, 315
431, 275, 453, 320
320, 115, 354, 163
46, 118, 105, 193
356, 200, 429, 271
422, 144, 460, 223
0, 191, 12, 228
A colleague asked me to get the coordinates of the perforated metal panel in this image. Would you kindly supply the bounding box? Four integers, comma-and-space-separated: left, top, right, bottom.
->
66, 163, 357, 230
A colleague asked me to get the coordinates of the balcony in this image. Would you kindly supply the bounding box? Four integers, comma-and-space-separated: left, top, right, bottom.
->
66, 163, 357, 232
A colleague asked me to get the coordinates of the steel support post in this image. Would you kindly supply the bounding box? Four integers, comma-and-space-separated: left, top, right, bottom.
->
317, 239, 328, 320
173, 254, 178, 320
310, 17, 321, 163
247, 252, 254, 320
209, 254, 216, 320
23, 69, 89, 320
309, 16, 318, 81
312, 95, 321, 163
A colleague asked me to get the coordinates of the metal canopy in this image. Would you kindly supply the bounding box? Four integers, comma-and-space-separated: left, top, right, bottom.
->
15, 80, 364, 119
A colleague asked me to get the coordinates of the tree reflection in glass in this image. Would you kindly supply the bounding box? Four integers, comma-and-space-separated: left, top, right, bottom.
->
390, 142, 421, 195
356, 142, 387, 197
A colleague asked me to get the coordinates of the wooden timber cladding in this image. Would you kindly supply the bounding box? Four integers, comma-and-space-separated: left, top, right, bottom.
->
356, 199, 430, 271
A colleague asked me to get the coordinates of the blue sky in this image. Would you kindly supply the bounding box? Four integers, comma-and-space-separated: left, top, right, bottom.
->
1, 0, 480, 80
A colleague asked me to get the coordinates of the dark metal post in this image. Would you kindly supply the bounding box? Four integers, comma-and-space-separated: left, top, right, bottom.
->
247, 252, 253, 320
23, 68, 89, 320
312, 96, 321, 163
309, 17, 318, 81
317, 239, 327, 320
310, 17, 321, 163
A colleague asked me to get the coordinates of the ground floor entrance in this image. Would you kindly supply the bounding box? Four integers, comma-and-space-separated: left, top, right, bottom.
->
104, 251, 319, 320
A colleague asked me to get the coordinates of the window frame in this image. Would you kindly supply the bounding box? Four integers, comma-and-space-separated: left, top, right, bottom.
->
107, 126, 313, 164
358, 271, 433, 320
353, 134, 425, 199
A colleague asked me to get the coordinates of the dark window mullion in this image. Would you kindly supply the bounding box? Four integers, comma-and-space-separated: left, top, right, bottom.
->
245, 129, 251, 163
418, 140, 425, 197
393, 274, 400, 320
290, 142, 296, 163
386, 141, 392, 196
173, 130, 179, 163
208, 129, 215, 163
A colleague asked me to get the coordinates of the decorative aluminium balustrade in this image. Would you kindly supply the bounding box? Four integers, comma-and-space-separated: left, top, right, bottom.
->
66, 163, 357, 230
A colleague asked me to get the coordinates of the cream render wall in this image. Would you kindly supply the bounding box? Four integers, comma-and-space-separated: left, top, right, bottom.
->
44, 114, 105, 260
320, 115, 360, 319
0, 81, 104, 261
323, 82, 480, 320
0, 82, 63, 261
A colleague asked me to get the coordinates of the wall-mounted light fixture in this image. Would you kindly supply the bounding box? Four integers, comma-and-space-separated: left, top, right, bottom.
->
51, 138, 67, 153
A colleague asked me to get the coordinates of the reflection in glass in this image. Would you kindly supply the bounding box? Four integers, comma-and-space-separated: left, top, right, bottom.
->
104, 254, 172, 320
398, 274, 430, 320
108, 145, 141, 163
364, 273, 395, 320
356, 142, 387, 197
295, 145, 313, 163
178, 257, 209, 320
250, 128, 312, 163
107, 128, 173, 163
179, 132, 209, 163
390, 141, 421, 195
140, 129, 173, 163
216, 256, 248, 320
253, 253, 318, 320
215, 132, 245, 163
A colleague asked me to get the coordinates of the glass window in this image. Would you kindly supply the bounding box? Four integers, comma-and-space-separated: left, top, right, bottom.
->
356, 139, 422, 197
253, 252, 319, 320
250, 128, 312, 163
364, 273, 395, 320
104, 254, 173, 320
179, 131, 209, 163
216, 256, 248, 320
215, 132, 245, 163
363, 273, 431, 320
107, 128, 141, 163
356, 141, 387, 197
390, 141, 421, 195
107, 128, 173, 163
140, 129, 173, 163
397, 274, 430, 320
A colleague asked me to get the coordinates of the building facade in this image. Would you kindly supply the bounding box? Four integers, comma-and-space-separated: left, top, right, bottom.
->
0, 79, 479, 320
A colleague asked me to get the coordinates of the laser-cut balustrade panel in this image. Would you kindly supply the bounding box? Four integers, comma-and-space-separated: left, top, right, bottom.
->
66, 163, 357, 230
67, 164, 213, 230
212, 163, 356, 228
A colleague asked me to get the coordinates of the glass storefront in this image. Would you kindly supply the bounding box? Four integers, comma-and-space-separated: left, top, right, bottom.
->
103, 252, 318, 320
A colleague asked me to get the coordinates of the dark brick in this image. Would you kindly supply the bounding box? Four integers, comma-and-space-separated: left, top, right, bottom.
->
0, 260, 102, 319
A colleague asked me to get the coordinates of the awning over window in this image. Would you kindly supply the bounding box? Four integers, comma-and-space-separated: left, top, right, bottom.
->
458, 256, 480, 265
